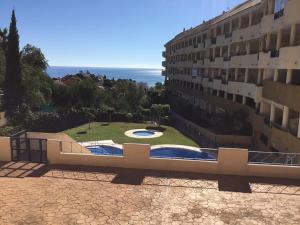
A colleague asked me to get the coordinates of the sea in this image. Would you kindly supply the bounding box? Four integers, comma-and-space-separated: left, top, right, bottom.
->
46, 66, 164, 87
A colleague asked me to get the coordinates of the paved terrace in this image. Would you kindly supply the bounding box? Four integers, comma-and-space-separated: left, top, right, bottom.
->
0, 162, 300, 225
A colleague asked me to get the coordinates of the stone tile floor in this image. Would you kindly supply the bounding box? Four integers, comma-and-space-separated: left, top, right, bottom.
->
0, 161, 300, 225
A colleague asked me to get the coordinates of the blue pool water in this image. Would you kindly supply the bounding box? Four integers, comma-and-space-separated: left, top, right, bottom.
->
151, 148, 216, 160
87, 145, 123, 156
133, 130, 155, 137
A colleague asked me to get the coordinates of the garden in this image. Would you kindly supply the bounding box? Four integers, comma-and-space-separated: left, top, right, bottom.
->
64, 122, 199, 147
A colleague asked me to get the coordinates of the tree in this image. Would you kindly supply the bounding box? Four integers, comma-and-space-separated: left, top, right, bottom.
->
0, 48, 5, 88
4, 10, 23, 118
21, 44, 48, 71
21, 44, 52, 108
150, 104, 170, 127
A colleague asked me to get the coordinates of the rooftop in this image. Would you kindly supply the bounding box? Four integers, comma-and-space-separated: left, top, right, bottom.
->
1, 162, 299, 225
166, 0, 262, 45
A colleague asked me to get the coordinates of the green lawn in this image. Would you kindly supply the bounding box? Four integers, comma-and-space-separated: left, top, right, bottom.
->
64, 122, 198, 147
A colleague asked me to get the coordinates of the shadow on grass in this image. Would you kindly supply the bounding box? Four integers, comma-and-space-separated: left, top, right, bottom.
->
146, 126, 166, 132
77, 131, 87, 135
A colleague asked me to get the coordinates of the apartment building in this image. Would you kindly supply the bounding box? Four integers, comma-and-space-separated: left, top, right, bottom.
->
162, 0, 300, 153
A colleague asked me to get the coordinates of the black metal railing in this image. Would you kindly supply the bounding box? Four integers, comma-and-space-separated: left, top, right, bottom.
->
249, 151, 300, 166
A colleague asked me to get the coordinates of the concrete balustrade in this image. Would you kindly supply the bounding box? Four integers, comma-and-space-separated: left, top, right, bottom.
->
1, 133, 300, 179
45, 139, 300, 180
0, 137, 11, 162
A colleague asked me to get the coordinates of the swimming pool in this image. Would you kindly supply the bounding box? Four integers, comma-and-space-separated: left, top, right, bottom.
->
86, 145, 123, 156
151, 147, 216, 160
133, 130, 155, 137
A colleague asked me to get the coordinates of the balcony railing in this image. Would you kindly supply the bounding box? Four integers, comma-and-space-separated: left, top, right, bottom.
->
162, 51, 166, 58
224, 32, 232, 39
223, 56, 231, 61
211, 37, 217, 45
248, 151, 300, 166
270, 50, 280, 58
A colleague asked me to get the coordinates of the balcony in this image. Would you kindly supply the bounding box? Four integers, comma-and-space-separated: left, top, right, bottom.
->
214, 57, 223, 67
258, 51, 279, 68
216, 35, 225, 45
213, 79, 228, 92
259, 46, 300, 69
162, 51, 166, 58
162, 61, 166, 67
227, 81, 262, 102
161, 70, 166, 76
232, 24, 260, 42
263, 80, 300, 112
225, 32, 232, 39
278, 46, 300, 69
230, 53, 259, 68
223, 56, 231, 61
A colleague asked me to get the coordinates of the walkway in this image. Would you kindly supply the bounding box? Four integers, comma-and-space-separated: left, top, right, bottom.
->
0, 162, 300, 225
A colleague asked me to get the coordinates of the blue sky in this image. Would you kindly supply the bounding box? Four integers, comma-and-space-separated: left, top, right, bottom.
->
0, 0, 245, 68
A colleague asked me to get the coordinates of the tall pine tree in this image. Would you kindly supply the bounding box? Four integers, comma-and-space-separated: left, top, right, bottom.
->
4, 10, 23, 118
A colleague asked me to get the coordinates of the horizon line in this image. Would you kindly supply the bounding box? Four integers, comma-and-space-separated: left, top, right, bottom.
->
48, 65, 162, 70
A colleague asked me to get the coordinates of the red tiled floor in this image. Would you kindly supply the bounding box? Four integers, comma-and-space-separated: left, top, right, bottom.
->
0, 162, 300, 225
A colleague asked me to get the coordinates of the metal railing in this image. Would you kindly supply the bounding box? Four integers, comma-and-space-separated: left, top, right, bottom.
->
248, 151, 300, 166
60, 141, 123, 154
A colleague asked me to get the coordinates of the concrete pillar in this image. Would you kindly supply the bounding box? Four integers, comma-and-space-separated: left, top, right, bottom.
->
229, 21, 233, 32
249, 13, 253, 26
224, 92, 228, 99
257, 69, 262, 85
246, 41, 250, 55
242, 96, 246, 105
290, 24, 296, 46
226, 69, 229, 81
216, 90, 220, 97
270, 104, 276, 123
286, 69, 292, 84
260, 101, 264, 114
273, 69, 278, 82
266, 33, 271, 50
298, 117, 300, 138
282, 106, 290, 129
262, 69, 266, 81
228, 45, 231, 57
276, 29, 282, 50
235, 68, 238, 81
238, 17, 242, 29
233, 94, 236, 102
244, 69, 249, 83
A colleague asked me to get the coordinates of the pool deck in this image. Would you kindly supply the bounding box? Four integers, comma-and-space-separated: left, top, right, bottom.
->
0, 161, 300, 225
